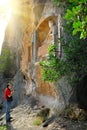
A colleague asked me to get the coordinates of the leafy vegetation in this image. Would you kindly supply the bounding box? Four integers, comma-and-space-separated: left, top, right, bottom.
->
39, 0, 87, 85
40, 37, 87, 84
52, 0, 87, 39
63, 35, 87, 84
33, 117, 42, 126
40, 44, 65, 82
0, 125, 7, 130
0, 48, 16, 78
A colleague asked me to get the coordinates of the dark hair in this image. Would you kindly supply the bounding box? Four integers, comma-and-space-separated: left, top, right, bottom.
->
7, 84, 9, 88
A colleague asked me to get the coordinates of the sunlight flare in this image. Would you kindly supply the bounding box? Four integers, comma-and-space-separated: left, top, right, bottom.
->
0, 0, 10, 7
0, 0, 11, 54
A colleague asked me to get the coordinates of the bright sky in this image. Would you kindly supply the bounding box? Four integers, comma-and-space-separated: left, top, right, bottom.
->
0, 0, 11, 54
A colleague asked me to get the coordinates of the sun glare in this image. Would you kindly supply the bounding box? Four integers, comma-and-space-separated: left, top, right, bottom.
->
0, 0, 10, 6
0, 0, 11, 54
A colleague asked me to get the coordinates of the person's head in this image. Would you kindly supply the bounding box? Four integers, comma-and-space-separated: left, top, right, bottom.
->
7, 83, 12, 89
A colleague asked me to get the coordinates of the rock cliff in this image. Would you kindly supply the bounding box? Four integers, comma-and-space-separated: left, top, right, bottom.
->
1, 0, 72, 112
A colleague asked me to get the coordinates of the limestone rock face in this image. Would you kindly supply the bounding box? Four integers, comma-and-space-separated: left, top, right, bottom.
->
2, 0, 72, 112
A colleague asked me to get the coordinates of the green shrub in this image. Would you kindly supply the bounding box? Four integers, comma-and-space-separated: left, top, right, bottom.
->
0, 48, 16, 78
40, 36, 87, 85
33, 117, 42, 126
0, 125, 7, 130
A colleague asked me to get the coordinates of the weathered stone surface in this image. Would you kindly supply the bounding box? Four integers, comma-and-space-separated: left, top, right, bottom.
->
1, 0, 72, 113
0, 100, 87, 130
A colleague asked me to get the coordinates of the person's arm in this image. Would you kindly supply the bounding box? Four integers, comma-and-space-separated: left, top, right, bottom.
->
7, 90, 14, 97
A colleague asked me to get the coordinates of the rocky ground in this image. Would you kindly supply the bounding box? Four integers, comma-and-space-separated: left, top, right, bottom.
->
0, 95, 87, 130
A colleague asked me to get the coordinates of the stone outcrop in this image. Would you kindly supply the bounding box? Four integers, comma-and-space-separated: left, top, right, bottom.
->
0, 97, 87, 130
1, 0, 72, 112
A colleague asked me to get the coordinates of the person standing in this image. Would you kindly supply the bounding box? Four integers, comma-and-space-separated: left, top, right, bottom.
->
4, 83, 14, 123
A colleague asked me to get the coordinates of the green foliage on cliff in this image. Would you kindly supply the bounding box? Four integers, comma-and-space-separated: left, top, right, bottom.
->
64, 37, 87, 84
40, 22, 87, 84
40, 0, 87, 84
40, 36, 87, 84
0, 48, 16, 78
40, 44, 65, 82
52, 0, 87, 39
